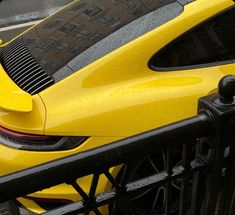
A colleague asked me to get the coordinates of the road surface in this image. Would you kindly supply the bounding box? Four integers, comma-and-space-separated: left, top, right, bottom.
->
0, 0, 73, 42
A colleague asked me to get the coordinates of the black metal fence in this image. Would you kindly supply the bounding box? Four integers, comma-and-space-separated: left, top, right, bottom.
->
1, 75, 235, 215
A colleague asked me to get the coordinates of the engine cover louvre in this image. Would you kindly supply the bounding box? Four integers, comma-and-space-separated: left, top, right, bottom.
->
0, 38, 54, 95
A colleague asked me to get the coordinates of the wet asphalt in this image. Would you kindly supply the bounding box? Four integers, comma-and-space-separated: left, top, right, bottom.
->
0, 0, 73, 42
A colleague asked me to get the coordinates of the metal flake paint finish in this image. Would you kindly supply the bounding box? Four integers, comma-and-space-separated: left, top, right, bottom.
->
0, 0, 234, 213
39, 0, 235, 137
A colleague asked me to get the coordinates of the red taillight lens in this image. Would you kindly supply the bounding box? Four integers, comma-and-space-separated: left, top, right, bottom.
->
0, 126, 87, 151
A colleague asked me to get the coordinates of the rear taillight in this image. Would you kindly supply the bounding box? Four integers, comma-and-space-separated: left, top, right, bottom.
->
0, 126, 87, 151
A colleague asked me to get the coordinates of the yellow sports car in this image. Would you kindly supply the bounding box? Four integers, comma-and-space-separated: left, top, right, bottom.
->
0, 0, 235, 214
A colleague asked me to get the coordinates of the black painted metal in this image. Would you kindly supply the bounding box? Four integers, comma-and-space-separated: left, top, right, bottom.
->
196, 75, 235, 215
165, 148, 173, 215
218, 75, 235, 103
44, 165, 188, 215
190, 139, 208, 215
0, 114, 211, 203
179, 142, 192, 215
1, 75, 235, 215
0, 38, 54, 95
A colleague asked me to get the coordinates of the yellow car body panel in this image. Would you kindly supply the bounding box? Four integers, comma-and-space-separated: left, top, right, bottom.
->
40, 0, 235, 137
0, 0, 234, 213
17, 198, 46, 214
0, 136, 120, 213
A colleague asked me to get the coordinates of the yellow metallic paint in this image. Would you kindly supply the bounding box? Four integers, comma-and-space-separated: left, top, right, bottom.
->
0, 137, 120, 173
0, 0, 235, 214
40, 0, 235, 137
0, 65, 32, 112
0, 94, 45, 134
0, 136, 120, 213
17, 197, 46, 214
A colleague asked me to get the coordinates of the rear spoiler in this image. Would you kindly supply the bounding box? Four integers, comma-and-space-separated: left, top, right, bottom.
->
0, 64, 32, 112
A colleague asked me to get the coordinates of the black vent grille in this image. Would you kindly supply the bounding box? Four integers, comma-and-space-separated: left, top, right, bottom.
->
0, 38, 54, 95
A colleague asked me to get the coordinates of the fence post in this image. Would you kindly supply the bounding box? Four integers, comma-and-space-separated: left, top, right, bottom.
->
195, 75, 235, 215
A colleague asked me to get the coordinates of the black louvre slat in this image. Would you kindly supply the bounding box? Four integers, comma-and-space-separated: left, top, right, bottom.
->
21, 72, 47, 89
30, 79, 54, 94
3, 51, 29, 67
3, 45, 27, 61
5, 52, 32, 71
13, 63, 38, 80
9, 58, 35, 76
3, 47, 27, 62
27, 77, 54, 93
0, 37, 54, 95
3, 41, 24, 54
17, 68, 43, 85
4, 48, 32, 69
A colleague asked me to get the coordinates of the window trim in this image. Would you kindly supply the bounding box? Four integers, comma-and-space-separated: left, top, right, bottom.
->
148, 5, 235, 72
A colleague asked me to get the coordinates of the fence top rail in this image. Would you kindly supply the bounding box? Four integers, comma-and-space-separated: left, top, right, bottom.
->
0, 113, 211, 203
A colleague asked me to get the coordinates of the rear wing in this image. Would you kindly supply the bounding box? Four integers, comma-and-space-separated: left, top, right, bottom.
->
0, 64, 32, 112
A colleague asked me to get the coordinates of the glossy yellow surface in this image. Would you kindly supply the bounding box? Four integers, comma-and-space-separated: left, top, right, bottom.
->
0, 137, 120, 213
0, 0, 235, 214
17, 197, 46, 214
40, 0, 235, 137
0, 93, 45, 134
0, 65, 32, 112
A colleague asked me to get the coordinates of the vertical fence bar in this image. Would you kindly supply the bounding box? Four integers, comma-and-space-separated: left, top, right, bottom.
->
165, 148, 173, 215
217, 134, 235, 215
228, 191, 235, 215
179, 142, 192, 215
201, 138, 225, 215
190, 139, 207, 215
190, 171, 205, 215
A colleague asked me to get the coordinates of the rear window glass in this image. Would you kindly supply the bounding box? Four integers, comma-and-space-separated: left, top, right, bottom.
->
22, 0, 185, 80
